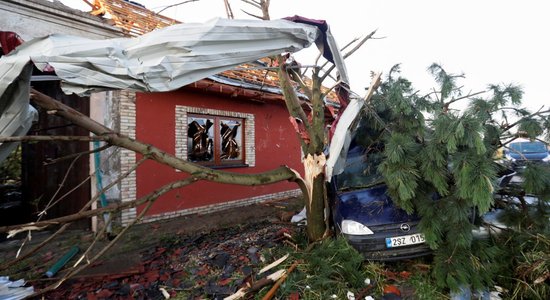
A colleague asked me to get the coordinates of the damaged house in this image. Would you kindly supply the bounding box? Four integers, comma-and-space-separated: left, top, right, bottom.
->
1, 0, 340, 228
117, 60, 338, 225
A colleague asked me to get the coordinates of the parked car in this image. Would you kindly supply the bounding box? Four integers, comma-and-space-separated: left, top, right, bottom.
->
504, 138, 550, 169
329, 143, 517, 261
329, 143, 431, 260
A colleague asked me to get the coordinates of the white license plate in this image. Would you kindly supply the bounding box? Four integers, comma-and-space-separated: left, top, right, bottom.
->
385, 233, 425, 248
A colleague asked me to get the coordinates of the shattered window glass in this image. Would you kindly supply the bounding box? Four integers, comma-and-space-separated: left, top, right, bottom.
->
187, 116, 214, 162
186, 114, 245, 166
336, 145, 384, 191
220, 119, 242, 161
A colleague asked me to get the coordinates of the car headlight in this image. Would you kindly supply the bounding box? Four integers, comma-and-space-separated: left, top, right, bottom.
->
341, 220, 374, 235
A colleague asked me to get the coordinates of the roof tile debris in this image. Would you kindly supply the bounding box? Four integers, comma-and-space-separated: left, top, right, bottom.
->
37, 221, 297, 299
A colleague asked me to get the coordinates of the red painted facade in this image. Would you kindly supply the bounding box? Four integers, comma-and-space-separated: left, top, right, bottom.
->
135, 88, 303, 216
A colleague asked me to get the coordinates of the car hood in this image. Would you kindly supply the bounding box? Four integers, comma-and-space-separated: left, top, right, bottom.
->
334, 185, 419, 226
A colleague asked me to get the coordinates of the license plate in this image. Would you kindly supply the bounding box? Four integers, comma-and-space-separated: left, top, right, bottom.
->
385, 233, 425, 248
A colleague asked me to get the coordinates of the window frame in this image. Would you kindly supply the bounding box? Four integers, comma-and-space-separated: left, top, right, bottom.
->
176, 105, 255, 169
186, 113, 246, 167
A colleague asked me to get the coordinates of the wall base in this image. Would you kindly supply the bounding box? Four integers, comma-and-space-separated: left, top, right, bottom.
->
133, 189, 302, 225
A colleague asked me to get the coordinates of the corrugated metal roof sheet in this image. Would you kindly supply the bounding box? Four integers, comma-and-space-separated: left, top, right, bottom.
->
0, 276, 34, 300
0, 18, 319, 161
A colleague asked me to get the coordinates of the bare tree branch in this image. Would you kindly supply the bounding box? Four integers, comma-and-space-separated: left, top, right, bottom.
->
0, 156, 147, 269
320, 30, 378, 83
30, 193, 158, 297
155, 0, 198, 15
45, 143, 112, 165
30, 89, 303, 187
240, 0, 269, 20
0, 135, 108, 142
72, 212, 114, 269
240, 9, 264, 20
38, 154, 83, 219
0, 223, 71, 271
241, 0, 262, 9
223, 0, 234, 19
0, 175, 203, 233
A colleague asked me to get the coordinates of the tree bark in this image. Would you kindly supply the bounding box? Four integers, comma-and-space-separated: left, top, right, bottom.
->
277, 62, 328, 241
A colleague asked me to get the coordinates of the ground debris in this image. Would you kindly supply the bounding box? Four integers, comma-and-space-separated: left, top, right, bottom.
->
36, 221, 296, 299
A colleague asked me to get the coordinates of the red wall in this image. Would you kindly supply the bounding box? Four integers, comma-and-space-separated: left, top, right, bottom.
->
135, 89, 303, 216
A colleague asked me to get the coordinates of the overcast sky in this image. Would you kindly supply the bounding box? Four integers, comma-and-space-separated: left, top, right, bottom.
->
59, 0, 549, 111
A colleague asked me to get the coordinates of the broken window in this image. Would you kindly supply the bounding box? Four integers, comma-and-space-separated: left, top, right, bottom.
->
220, 119, 242, 161
187, 116, 214, 162
187, 114, 244, 166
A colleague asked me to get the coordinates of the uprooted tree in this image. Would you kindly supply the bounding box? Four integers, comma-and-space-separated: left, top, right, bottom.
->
1, 1, 549, 298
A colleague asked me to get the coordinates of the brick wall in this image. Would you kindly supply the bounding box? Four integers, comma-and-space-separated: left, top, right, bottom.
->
119, 90, 137, 226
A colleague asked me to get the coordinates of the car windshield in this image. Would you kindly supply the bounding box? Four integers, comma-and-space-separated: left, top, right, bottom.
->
509, 141, 547, 154
335, 145, 384, 191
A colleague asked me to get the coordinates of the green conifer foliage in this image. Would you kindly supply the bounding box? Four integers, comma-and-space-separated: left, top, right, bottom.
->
354, 64, 550, 294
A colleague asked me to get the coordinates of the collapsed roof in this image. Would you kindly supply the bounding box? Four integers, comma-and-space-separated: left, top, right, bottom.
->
0, 18, 328, 161
87, 0, 180, 37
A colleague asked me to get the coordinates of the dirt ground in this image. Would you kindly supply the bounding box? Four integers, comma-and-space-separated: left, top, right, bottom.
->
0, 196, 304, 299
76, 196, 303, 276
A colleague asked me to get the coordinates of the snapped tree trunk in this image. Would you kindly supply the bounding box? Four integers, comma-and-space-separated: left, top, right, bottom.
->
277, 60, 328, 241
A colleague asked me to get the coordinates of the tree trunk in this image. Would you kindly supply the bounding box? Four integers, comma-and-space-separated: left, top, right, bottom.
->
304, 157, 327, 240
277, 62, 328, 241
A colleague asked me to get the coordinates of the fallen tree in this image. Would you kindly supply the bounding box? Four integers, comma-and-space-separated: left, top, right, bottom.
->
358, 64, 550, 297
0, 1, 548, 298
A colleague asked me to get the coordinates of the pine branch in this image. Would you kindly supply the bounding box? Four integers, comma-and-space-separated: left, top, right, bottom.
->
503, 107, 550, 131
443, 90, 487, 112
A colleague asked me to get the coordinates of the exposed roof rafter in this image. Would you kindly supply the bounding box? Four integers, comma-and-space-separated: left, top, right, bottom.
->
88, 0, 180, 36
